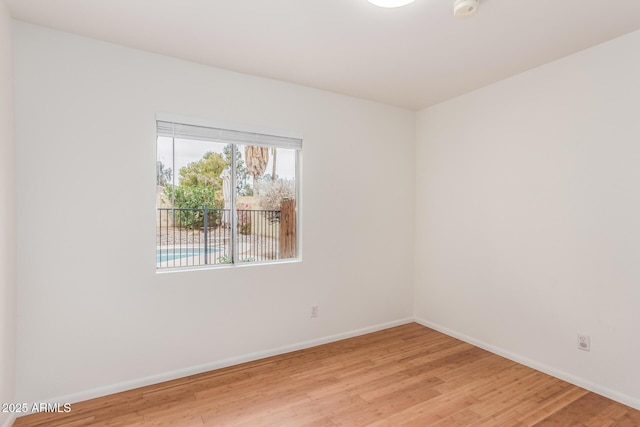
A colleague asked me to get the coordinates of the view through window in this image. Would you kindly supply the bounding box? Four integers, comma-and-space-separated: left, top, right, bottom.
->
156, 120, 301, 269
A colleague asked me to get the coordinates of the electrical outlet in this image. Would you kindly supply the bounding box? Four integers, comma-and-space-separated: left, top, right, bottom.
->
577, 334, 590, 352
311, 305, 318, 318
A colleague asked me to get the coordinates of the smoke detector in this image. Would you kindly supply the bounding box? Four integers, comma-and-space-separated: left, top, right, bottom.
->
454, 0, 479, 17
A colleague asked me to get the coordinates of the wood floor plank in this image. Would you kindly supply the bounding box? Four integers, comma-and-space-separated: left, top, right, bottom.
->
13, 323, 640, 426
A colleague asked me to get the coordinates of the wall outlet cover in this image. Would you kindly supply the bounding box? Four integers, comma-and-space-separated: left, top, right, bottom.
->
577, 334, 590, 352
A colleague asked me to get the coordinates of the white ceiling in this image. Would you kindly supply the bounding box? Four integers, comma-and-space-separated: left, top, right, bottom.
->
6, 0, 640, 110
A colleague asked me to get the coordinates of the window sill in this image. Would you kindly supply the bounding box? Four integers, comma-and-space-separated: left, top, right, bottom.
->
155, 257, 302, 274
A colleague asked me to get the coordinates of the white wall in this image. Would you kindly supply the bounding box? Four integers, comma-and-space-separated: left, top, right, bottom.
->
14, 23, 415, 403
0, 1, 16, 425
415, 30, 640, 408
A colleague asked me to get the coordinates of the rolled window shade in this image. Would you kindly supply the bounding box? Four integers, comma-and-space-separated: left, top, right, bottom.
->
157, 120, 302, 150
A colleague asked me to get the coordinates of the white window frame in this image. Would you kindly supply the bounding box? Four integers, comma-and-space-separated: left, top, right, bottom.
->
156, 113, 302, 270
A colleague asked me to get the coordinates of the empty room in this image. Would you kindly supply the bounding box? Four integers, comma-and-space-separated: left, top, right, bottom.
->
1, 0, 640, 425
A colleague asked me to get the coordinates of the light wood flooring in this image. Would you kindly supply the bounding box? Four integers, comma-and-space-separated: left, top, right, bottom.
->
14, 323, 640, 426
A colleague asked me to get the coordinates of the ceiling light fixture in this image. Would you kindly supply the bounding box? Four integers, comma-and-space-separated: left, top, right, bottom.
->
367, 0, 415, 8
453, 0, 479, 17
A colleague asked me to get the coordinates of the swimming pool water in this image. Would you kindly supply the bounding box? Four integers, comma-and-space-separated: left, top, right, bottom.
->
156, 247, 219, 263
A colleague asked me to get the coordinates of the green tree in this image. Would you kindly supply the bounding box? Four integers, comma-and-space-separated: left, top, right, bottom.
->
164, 186, 223, 228
164, 151, 226, 228
178, 151, 226, 189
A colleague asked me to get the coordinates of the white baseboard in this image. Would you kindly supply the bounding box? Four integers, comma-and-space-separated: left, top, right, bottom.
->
19, 317, 413, 415
1, 414, 16, 427
414, 317, 640, 411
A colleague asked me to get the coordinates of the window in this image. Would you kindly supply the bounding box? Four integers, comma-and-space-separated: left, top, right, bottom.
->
156, 118, 301, 270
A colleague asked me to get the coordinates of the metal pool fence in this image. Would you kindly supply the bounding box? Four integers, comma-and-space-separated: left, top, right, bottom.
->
156, 206, 282, 269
